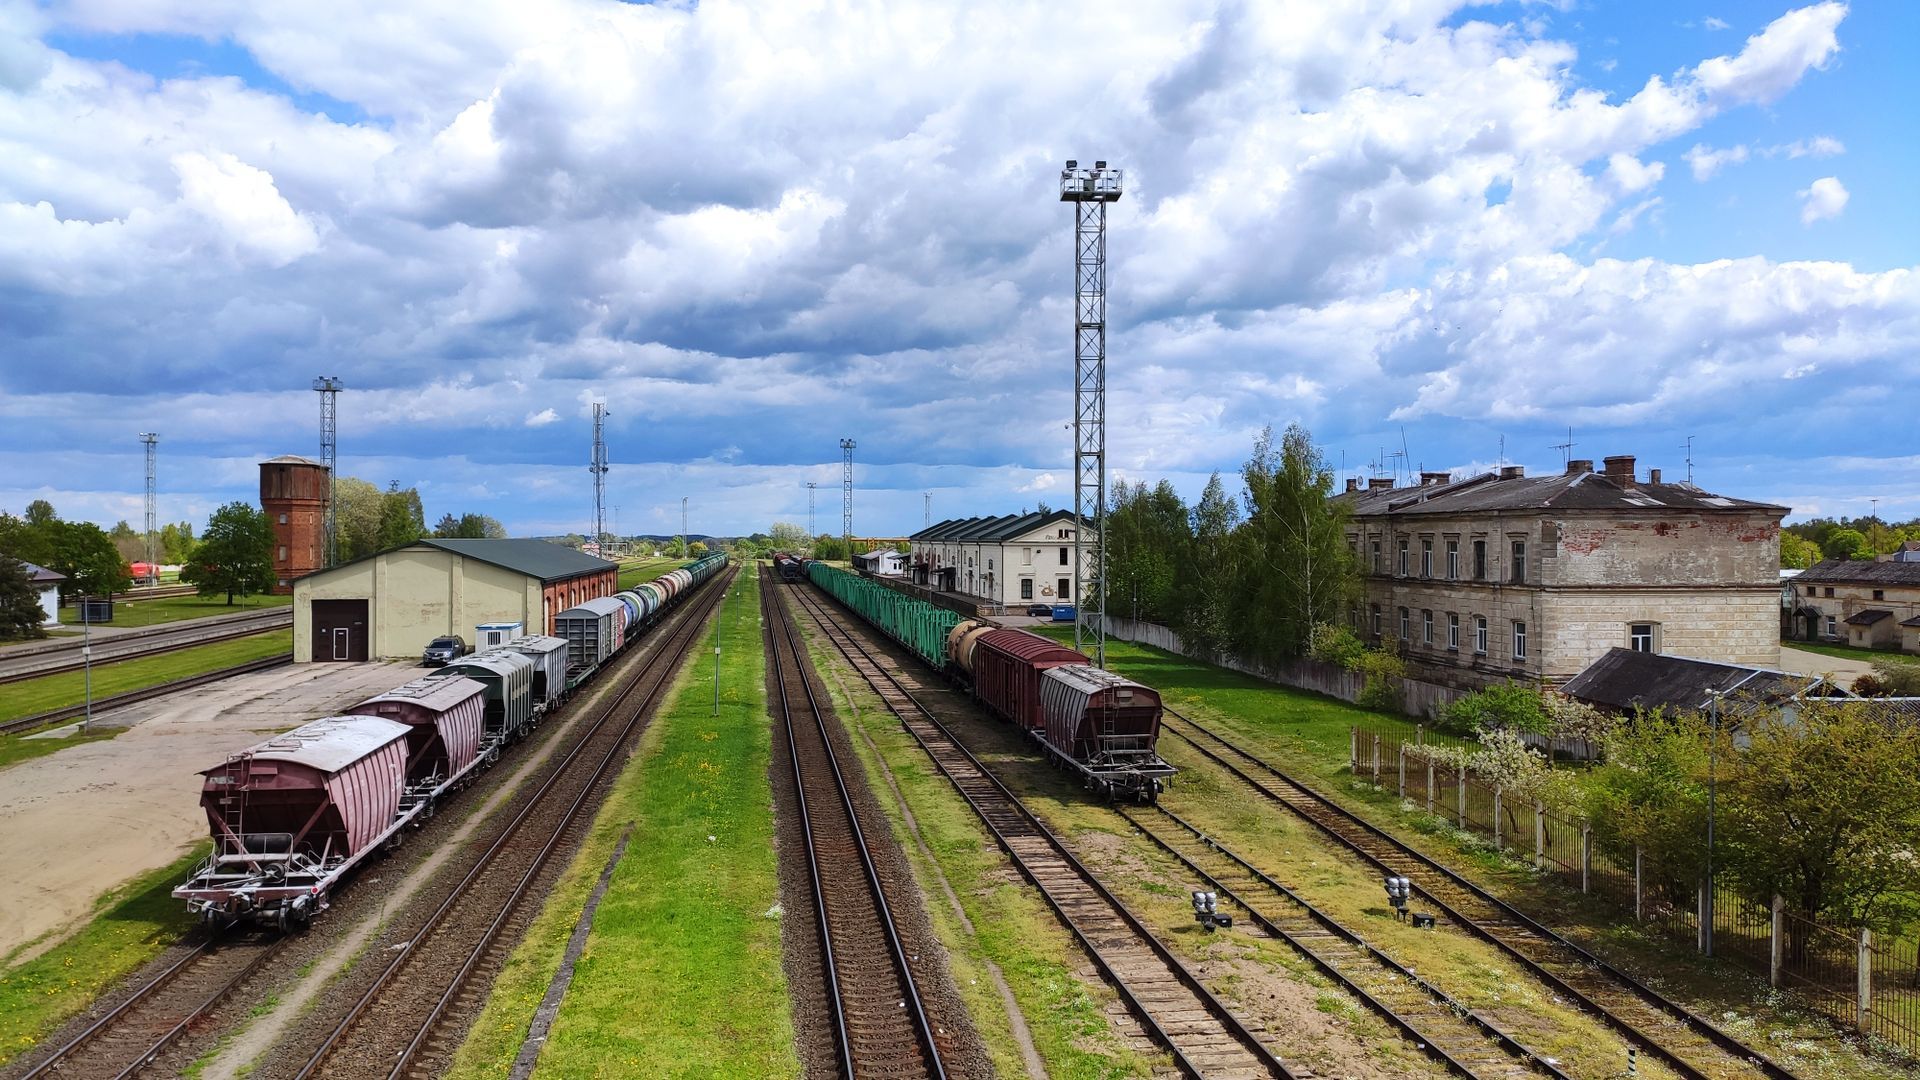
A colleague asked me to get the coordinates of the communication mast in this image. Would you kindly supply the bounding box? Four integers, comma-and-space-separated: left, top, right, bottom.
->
590, 403, 610, 556
139, 433, 158, 584
311, 377, 344, 566
840, 438, 856, 558
807, 482, 818, 539
1060, 158, 1122, 667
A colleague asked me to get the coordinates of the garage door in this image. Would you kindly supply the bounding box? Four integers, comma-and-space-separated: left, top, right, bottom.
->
312, 599, 369, 662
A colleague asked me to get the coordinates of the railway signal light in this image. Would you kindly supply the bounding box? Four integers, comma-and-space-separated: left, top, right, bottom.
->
1383, 874, 1412, 919
1191, 890, 1231, 931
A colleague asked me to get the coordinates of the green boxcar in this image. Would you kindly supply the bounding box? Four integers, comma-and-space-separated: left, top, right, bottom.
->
806, 562, 959, 670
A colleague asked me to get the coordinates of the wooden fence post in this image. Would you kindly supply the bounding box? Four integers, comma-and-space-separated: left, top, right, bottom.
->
1350, 727, 1358, 773
1456, 770, 1465, 828
1398, 745, 1407, 798
1858, 928, 1873, 1034
1580, 824, 1591, 893
1492, 788, 1502, 849
1371, 734, 1381, 786
1426, 759, 1435, 815
1770, 895, 1784, 988
1634, 846, 1643, 921
1534, 802, 1545, 869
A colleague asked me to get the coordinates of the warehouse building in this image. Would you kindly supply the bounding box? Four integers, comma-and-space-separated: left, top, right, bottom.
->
909, 510, 1093, 609
292, 539, 617, 662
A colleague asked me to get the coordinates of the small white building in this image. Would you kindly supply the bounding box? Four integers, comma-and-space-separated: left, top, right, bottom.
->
22, 562, 64, 626
853, 550, 908, 576
909, 510, 1095, 609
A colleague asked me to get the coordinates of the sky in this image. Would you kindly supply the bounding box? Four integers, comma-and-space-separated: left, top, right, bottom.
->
1, 0, 1915, 540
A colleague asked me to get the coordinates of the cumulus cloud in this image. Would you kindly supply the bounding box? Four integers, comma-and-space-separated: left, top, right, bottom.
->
1684, 134, 1842, 180
1705, 17, 1732, 31
1798, 176, 1849, 224
524, 407, 558, 427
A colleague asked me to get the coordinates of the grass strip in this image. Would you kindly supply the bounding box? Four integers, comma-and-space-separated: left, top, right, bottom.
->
1780, 639, 1916, 666
0, 629, 292, 725
0, 844, 209, 1066
616, 558, 684, 590
57, 592, 289, 630
448, 565, 800, 1079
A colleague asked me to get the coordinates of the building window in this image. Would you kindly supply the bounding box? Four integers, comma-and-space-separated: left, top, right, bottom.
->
1509, 539, 1526, 584
1825, 615, 1837, 637
1058, 577, 1071, 599
1473, 540, 1486, 580
1873, 589, 1885, 601
1021, 579, 1033, 599
1370, 604, 1382, 636
1347, 534, 1358, 556
1474, 616, 1487, 654
1059, 546, 1069, 565
1421, 538, 1433, 578
1446, 539, 1459, 580
1422, 609, 1434, 646
1446, 612, 1459, 650
1513, 620, 1528, 660
1824, 587, 1834, 597
278, 546, 288, 560
988, 558, 994, 571
1630, 623, 1656, 653
1371, 539, 1382, 573
1399, 606, 1410, 641
278, 512, 288, 525
1397, 538, 1409, 576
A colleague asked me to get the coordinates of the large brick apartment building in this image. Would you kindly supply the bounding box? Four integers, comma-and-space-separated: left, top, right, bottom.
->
1336, 455, 1786, 691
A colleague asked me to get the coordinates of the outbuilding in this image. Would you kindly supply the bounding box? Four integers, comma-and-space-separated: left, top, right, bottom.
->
21, 562, 64, 627
292, 538, 617, 663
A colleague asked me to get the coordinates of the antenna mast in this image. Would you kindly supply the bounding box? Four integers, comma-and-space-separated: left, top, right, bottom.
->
1061, 157, 1122, 668
311, 377, 344, 566
139, 433, 158, 584
590, 403, 609, 556
1551, 426, 1575, 467
806, 482, 817, 539
840, 438, 856, 559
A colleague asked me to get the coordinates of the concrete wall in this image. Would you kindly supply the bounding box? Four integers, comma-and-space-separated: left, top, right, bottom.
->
294, 546, 543, 661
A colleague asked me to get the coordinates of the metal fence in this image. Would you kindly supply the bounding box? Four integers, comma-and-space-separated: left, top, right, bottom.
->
1350, 724, 1920, 1058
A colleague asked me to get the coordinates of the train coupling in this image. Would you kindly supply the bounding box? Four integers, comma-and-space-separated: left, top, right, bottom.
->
1191, 891, 1232, 931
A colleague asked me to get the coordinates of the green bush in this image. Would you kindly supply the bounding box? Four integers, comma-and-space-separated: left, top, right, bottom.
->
1440, 680, 1550, 735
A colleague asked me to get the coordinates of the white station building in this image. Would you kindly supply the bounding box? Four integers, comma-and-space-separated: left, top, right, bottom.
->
909, 510, 1094, 609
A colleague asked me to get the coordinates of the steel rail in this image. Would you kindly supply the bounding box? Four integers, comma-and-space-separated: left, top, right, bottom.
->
764, 572, 948, 1079
0, 620, 294, 686
1159, 708, 1797, 1080
788, 580, 1293, 1079
1118, 803, 1572, 1080
294, 566, 735, 1080
0, 654, 292, 737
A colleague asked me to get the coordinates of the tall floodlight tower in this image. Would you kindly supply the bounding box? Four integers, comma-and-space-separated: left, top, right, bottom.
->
139, 433, 158, 584
806, 482, 818, 539
1060, 158, 1122, 666
311, 377, 344, 566
590, 403, 610, 556
840, 438, 856, 558
924, 491, 931, 529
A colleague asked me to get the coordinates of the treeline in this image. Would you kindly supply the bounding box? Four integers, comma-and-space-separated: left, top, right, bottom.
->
1781, 515, 1919, 568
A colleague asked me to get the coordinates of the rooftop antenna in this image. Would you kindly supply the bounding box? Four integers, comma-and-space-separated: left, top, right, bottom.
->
589, 403, 610, 556
311, 376, 344, 566
1551, 426, 1575, 467
1682, 435, 1695, 483
840, 438, 856, 558
1061, 156, 1121, 668
139, 433, 158, 584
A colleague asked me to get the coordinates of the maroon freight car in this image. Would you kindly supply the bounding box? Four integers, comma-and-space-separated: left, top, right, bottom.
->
351, 675, 488, 795
1037, 665, 1173, 800
969, 628, 1084, 730
174, 716, 412, 927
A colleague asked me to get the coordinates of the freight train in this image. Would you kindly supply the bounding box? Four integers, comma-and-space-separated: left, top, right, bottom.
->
173, 553, 730, 928
802, 561, 1173, 801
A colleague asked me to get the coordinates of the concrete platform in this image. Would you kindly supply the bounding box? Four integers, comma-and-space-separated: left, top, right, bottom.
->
0, 661, 417, 961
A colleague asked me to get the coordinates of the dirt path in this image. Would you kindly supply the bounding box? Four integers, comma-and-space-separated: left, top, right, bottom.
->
1776, 644, 1879, 680
0, 662, 414, 960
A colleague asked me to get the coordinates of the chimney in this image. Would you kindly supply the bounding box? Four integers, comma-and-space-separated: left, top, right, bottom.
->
1602, 455, 1636, 487
1498, 465, 1524, 480
1565, 459, 1593, 476
1344, 477, 1360, 493
1368, 477, 1395, 491
1420, 471, 1450, 486
1648, 467, 1662, 484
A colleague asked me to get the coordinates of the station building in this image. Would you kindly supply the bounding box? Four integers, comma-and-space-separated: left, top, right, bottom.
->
292, 538, 617, 662
909, 510, 1094, 609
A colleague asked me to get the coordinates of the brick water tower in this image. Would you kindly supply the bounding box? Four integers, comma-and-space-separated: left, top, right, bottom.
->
260, 455, 330, 593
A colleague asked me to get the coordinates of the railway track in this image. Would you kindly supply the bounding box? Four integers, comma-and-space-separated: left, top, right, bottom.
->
0, 654, 292, 737
787, 581, 1292, 1079
762, 572, 949, 1078
15, 932, 279, 1080
1158, 708, 1796, 1080
0, 615, 293, 686
287, 566, 736, 1080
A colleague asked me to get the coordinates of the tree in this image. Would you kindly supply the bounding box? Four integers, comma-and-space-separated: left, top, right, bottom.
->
1823, 527, 1869, 561
1231, 424, 1358, 663
688, 541, 709, 557
24, 499, 55, 527
376, 485, 426, 550
768, 521, 809, 552
1174, 472, 1240, 657
1105, 480, 1190, 626
0, 553, 46, 640
810, 534, 847, 561
1585, 710, 1720, 911
0, 510, 54, 567
1865, 656, 1920, 696
109, 519, 144, 564
181, 502, 276, 604
335, 477, 385, 561
159, 521, 196, 563
1779, 532, 1821, 570
45, 521, 130, 599
433, 512, 508, 539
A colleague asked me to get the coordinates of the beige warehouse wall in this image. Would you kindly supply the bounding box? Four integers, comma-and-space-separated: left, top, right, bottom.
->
294, 546, 543, 662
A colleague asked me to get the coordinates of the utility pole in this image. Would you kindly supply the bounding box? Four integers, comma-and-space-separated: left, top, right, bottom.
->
806, 482, 817, 539
312, 377, 344, 566
590, 403, 610, 556
1060, 158, 1121, 667
840, 438, 856, 560
139, 433, 158, 584
681, 496, 689, 555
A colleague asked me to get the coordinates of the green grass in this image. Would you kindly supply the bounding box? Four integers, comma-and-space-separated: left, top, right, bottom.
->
59, 592, 289, 629
0, 629, 292, 726
0, 630, 81, 650
0, 728, 119, 771
616, 557, 685, 590
0, 844, 208, 1066
1781, 639, 1917, 665
448, 565, 799, 1080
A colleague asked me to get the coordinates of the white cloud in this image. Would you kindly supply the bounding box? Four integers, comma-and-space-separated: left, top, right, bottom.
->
1798, 176, 1848, 224
1704, 17, 1732, 32
1607, 153, 1665, 193
1683, 134, 1842, 180
1691, 1, 1844, 107
1684, 142, 1750, 180
524, 407, 558, 427
171, 151, 321, 267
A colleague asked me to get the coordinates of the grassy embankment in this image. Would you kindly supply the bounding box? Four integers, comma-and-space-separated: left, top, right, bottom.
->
0, 845, 209, 1067
793, 599, 1163, 1078
1781, 639, 1918, 666
58, 592, 289, 629
448, 564, 800, 1079
616, 557, 683, 590
1035, 629, 1907, 1078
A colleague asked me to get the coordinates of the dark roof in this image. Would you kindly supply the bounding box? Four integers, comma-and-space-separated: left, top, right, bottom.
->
261, 454, 327, 468
1560, 648, 1819, 715
911, 509, 1079, 543
20, 561, 64, 583
1337, 469, 1785, 519
1901, 616, 1920, 629
1794, 559, 1920, 587
420, 539, 613, 582
1844, 609, 1894, 626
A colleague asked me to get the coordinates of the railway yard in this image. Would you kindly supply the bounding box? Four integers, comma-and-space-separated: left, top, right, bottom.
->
0, 559, 1909, 1079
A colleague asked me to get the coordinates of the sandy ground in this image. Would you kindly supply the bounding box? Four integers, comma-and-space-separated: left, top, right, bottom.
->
1776, 644, 1879, 681
0, 661, 418, 960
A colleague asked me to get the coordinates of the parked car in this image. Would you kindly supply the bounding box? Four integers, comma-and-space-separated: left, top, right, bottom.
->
1026, 604, 1054, 617
422, 635, 468, 666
